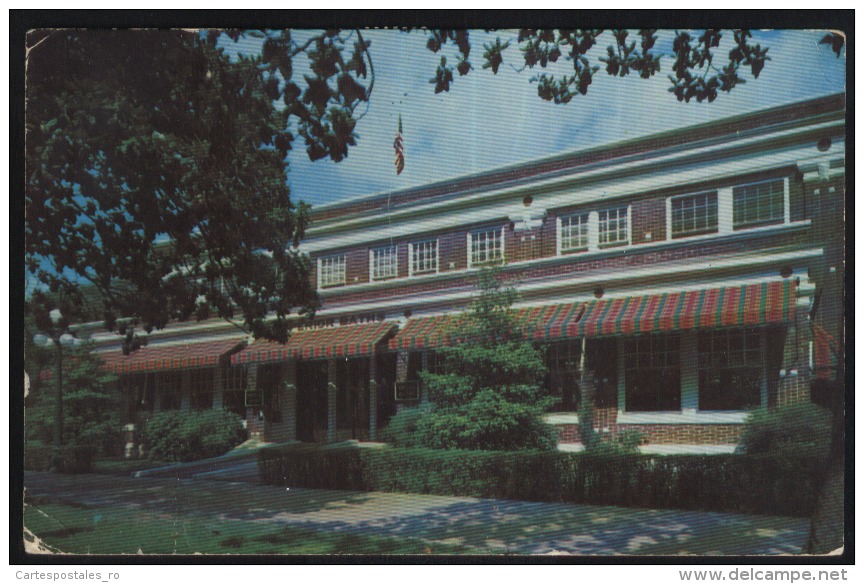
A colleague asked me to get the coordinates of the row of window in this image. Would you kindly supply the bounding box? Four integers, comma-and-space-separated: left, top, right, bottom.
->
317, 178, 789, 288
543, 328, 765, 413
121, 366, 249, 417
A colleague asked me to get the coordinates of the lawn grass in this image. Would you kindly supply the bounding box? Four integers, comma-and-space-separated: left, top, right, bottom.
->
24, 499, 476, 555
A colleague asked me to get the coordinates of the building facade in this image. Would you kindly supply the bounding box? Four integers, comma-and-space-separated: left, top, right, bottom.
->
90, 93, 846, 451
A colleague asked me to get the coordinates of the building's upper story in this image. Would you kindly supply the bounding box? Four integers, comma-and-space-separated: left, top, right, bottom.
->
82, 93, 845, 352
300, 93, 845, 321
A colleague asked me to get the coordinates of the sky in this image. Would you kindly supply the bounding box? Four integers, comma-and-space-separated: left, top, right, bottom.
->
227, 29, 846, 208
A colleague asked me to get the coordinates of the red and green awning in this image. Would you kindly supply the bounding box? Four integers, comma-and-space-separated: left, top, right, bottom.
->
231, 321, 397, 365
389, 279, 797, 350
572, 279, 797, 336
388, 302, 588, 351
97, 338, 246, 374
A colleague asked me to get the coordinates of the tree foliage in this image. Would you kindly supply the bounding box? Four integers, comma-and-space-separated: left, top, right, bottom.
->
386, 270, 557, 451
25, 29, 375, 342
25, 325, 121, 456
424, 28, 776, 103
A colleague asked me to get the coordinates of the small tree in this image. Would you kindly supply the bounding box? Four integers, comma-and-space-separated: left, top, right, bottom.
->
25, 340, 122, 457
388, 269, 557, 451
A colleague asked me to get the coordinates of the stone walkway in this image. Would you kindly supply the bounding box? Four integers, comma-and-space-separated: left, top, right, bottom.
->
24, 470, 810, 555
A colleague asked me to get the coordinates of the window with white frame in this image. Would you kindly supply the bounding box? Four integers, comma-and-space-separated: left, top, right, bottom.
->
598, 206, 630, 247
733, 179, 785, 229
319, 254, 346, 288
698, 328, 763, 410
559, 213, 590, 252
671, 192, 719, 238
623, 334, 680, 412
545, 340, 582, 411
410, 240, 438, 275
221, 364, 248, 417
370, 245, 398, 280
469, 228, 504, 266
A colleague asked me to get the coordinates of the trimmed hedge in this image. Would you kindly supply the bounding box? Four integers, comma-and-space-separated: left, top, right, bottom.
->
24, 443, 96, 473
259, 444, 823, 517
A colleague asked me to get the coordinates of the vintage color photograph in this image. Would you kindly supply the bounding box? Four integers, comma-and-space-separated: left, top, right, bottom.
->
22, 24, 846, 557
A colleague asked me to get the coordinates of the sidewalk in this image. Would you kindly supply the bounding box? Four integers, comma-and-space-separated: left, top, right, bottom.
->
24, 470, 810, 555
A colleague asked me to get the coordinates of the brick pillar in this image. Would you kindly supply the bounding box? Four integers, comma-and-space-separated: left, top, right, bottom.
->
369, 357, 378, 441
395, 351, 409, 414
246, 363, 263, 438
327, 360, 337, 443
777, 307, 813, 406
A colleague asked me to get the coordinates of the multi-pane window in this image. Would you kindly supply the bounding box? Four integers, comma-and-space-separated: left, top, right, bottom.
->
698, 328, 763, 410
624, 334, 681, 412
319, 254, 346, 288
470, 228, 504, 266
671, 192, 719, 237
598, 207, 629, 246
222, 365, 248, 417
370, 246, 398, 280
545, 340, 582, 411
410, 240, 438, 275
733, 179, 785, 229
560, 213, 589, 252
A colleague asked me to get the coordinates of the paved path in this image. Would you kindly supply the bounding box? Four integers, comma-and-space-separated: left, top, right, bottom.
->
24, 470, 809, 555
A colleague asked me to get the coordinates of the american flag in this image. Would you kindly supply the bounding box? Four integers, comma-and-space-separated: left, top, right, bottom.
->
393, 114, 405, 175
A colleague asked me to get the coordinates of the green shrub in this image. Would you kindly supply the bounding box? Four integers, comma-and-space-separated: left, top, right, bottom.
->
259, 444, 822, 517
24, 443, 96, 473
144, 409, 247, 462
737, 402, 832, 456
381, 404, 431, 448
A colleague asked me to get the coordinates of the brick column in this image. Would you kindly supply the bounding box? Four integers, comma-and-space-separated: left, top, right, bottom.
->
395, 351, 409, 414
245, 363, 263, 438
327, 360, 337, 443
777, 307, 813, 406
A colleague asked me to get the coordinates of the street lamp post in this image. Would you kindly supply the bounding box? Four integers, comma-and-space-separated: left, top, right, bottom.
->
33, 308, 81, 472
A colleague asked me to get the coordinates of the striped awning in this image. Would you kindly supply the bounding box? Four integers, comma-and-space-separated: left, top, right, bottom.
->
388, 302, 587, 351
231, 321, 397, 365
572, 280, 797, 336
97, 338, 246, 374
389, 280, 797, 350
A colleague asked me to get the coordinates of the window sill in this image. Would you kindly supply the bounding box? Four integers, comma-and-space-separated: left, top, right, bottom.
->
544, 413, 582, 424
616, 410, 749, 425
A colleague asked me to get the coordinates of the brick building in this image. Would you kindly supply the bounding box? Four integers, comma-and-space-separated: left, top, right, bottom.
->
90, 93, 846, 451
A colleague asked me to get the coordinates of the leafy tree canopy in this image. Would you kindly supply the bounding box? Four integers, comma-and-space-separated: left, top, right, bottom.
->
26, 29, 368, 341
